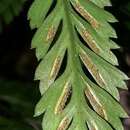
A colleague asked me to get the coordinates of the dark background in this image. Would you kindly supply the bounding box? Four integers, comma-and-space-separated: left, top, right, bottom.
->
0, 0, 130, 130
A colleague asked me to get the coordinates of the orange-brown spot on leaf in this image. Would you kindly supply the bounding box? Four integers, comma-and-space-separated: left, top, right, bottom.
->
50, 56, 62, 80
57, 117, 70, 130
55, 82, 72, 114
82, 29, 100, 54
87, 122, 97, 130
46, 26, 56, 42
74, 2, 99, 28
80, 51, 106, 86
85, 87, 106, 119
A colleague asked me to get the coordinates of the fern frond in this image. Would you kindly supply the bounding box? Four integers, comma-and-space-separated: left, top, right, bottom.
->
28, 0, 129, 130
0, 0, 26, 32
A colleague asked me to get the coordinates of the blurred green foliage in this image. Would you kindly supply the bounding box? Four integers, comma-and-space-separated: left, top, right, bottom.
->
0, 0, 26, 32
0, 79, 41, 130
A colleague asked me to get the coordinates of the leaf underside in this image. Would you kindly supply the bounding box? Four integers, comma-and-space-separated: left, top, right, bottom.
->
28, 0, 129, 130
0, 0, 26, 32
